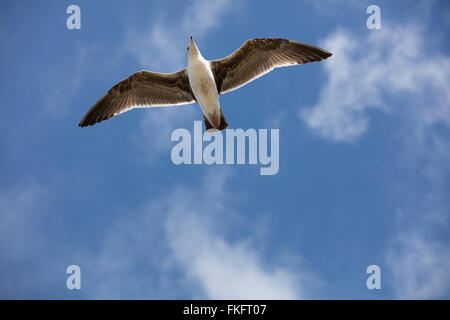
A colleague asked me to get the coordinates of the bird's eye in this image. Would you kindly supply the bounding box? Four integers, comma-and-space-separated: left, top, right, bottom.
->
187, 47, 189, 51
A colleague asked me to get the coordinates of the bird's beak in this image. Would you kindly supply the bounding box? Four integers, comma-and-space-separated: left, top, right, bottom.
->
189, 36, 199, 53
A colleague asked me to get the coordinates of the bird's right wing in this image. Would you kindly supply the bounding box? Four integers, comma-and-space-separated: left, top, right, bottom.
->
79, 69, 195, 127
210, 38, 332, 95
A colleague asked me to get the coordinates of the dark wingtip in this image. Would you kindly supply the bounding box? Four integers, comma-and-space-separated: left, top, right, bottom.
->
315, 49, 332, 62
78, 119, 94, 128
78, 119, 87, 127
316, 47, 332, 60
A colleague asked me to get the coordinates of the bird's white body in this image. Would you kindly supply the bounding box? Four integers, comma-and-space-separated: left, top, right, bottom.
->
187, 38, 222, 129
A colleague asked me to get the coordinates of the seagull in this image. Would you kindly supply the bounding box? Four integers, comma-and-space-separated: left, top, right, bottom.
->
78, 37, 332, 130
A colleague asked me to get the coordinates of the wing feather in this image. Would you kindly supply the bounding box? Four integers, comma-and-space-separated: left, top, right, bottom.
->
210, 38, 332, 94
78, 69, 195, 127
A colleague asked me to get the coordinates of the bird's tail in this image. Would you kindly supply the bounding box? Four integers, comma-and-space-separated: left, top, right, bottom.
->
204, 108, 228, 131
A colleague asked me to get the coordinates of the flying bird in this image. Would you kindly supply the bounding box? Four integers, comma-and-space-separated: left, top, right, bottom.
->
78, 37, 332, 130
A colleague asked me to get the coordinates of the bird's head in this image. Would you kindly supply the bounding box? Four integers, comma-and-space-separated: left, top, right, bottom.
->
187, 36, 202, 60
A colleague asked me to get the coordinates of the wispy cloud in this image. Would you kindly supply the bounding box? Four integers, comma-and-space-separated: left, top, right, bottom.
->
300, 26, 450, 142
0, 181, 53, 298
0, 182, 49, 263
86, 169, 308, 299
165, 173, 304, 299
387, 231, 450, 299
167, 216, 302, 299
306, 0, 365, 12
41, 45, 97, 116
386, 131, 450, 298
302, 18, 450, 298
125, 0, 235, 71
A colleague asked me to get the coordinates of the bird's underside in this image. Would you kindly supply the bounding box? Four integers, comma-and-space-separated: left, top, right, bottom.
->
78, 38, 332, 129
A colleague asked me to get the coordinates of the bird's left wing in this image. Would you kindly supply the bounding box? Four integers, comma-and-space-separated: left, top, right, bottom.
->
210, 38, 332, 95
79, 69, 195, 127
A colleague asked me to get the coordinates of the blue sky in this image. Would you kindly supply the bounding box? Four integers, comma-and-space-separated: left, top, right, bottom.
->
0, 0, 449, 299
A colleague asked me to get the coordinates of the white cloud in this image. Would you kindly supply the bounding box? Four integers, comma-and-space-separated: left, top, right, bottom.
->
387, 232, 450, 299
302, 20, 450, 298
1, 163, 306, 300
87, 170, 307, 299
386, 131, 450, 299
300, 26, 450, 142
166, 214, 301, 299
164, 171, 306, 299
165, 177, 303, 299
